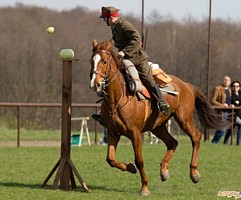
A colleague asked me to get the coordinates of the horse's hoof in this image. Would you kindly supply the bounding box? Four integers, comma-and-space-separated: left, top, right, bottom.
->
127, 163, 137, 174
161, 170, 170, 181
190, 171, 201, 183
139, 190, 150, 197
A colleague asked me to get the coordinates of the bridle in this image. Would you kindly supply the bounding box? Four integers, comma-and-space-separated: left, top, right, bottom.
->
91, 49, 127, 132
92, 50, 120, 89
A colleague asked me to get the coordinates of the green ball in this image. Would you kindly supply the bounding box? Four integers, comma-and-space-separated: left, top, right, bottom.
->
60, 49, 75, 60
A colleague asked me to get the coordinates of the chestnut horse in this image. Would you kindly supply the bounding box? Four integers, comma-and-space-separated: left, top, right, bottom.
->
89, 39, 225, 196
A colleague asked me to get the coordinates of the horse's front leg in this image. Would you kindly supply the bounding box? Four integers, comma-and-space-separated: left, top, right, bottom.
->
131, 131, 150, 196
106, 133, 137, 174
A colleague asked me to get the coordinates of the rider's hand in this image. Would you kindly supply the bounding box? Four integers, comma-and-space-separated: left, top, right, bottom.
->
118, 51, 125, 57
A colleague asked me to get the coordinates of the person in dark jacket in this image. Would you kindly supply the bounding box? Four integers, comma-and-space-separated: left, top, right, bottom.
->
99, 6, 169, 115
224, 81, 241, 145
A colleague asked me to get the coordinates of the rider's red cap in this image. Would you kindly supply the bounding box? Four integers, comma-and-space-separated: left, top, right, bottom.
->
100, 6, 120, 18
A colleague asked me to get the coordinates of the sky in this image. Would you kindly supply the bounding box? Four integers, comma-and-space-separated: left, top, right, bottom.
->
1, 0, 241, 21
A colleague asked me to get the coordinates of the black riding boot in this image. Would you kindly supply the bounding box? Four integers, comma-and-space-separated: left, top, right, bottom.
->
92, 114, 104, 126
151, 84, 169, 115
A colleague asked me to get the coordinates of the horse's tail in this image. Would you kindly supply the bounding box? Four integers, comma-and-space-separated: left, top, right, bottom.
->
192, 86, 228, 129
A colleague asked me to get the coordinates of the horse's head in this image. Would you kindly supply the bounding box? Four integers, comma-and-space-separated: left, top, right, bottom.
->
89, 39, 115, 97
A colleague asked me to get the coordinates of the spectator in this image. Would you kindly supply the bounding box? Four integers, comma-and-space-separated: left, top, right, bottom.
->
100, 127, 108, 145
224, 81, 241, 145
211, 75, 232, 144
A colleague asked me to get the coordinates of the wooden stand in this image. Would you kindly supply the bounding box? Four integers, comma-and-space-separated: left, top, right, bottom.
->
71, 117, 91, 146
42, 59, 89, 192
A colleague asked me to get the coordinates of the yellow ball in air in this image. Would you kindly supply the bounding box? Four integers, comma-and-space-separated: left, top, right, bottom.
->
46, 26, 54, 34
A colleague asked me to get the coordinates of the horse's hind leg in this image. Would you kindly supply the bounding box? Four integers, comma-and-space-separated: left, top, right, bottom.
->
175, 116, 201, 183
152, 124, 178, 182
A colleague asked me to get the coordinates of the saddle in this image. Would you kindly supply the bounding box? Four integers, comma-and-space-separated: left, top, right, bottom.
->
123, 60, 177, 100
140, 76, 176, 100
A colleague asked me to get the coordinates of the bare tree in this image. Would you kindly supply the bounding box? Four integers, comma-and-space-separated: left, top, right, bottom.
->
0, 4, 241, 130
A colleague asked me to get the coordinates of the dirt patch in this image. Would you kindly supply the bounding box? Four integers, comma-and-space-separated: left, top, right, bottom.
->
0, 140, 61, 147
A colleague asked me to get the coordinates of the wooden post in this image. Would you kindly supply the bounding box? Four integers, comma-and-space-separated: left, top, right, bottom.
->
204, 0, 212, 142
42, 57, 89, 192
17, 106, 20, 148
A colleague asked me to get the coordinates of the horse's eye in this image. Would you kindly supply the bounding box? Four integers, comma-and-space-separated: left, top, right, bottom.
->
103, 60, 107, 65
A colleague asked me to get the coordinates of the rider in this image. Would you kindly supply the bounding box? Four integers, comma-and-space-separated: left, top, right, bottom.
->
97, 6, 169, 115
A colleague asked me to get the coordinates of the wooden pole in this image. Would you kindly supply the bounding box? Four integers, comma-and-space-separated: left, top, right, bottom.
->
42, 57, 89, 192
17, 106, 20, 148
207, 0, 212, 103
141, 0, 144, 47
59, 59, 72, 188
204, 0, 212, 142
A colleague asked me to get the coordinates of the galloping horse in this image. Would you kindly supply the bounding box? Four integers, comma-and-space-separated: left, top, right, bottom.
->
89, 39, 226, 196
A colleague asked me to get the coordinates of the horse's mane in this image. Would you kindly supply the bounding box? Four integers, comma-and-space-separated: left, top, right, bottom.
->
92, 40, 125, 72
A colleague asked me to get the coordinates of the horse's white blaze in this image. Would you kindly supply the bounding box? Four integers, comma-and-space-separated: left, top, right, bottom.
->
90, 54, 101, 88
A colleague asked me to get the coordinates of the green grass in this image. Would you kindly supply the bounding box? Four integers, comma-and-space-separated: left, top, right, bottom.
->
0, 135, 240, 200
0, 127, 61, 141
0, 127, 131, 145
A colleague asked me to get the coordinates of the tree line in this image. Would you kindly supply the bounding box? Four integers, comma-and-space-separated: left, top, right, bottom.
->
0, 3, 241, 130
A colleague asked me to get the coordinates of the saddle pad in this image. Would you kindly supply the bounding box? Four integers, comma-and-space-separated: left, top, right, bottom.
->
161, 84, 175, 93
138, 83, 177, 101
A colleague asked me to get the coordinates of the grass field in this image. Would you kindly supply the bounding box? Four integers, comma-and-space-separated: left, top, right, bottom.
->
0, 129, 241, 200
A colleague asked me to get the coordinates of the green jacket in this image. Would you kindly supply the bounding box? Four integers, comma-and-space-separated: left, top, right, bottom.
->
111, 17, 148, 65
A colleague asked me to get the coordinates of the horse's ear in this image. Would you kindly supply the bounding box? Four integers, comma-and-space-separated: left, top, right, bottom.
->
92, 39, 98, 48
106, 39, 113, 50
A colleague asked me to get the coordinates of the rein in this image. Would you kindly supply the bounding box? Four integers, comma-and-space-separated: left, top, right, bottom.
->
92, 50, 127, 132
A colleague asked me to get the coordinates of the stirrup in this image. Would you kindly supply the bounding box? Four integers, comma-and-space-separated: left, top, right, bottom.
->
157, 101, 169, 115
